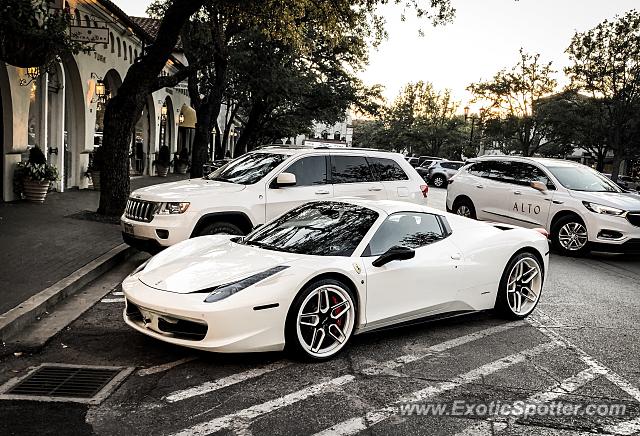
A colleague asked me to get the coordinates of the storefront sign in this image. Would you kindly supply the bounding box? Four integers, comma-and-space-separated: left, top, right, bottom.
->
70, 26, 109, 44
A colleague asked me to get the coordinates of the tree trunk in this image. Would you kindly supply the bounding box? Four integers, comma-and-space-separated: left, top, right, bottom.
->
98, 0, 204, 216
596, 148, 606, 172
190, 98, 216, 178
234, 101, 267, 156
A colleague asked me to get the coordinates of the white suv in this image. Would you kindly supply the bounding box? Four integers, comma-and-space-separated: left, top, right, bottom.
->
446, 156, 640, 256
121, 147, 429, 252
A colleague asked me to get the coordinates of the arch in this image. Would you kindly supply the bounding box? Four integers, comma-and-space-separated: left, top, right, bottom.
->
47, 62, 66, 190
0, 62, 13, 201
74, 9, 81, 25
116, 36, 121, 57
110, 33, 115, 53
60, 55, 86, 189
134, 49, 138, 61
122, 41, 127, 60
160, 95, 175, 154
129, 46, 133, 64
84, 14, 91, 26
103, 68, 122, 98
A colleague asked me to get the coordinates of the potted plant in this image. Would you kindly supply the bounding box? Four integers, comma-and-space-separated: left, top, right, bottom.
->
86, 146, 103, 190
175, 147, 190, 174
155, 145, 171, 177
15, 147, 59, 203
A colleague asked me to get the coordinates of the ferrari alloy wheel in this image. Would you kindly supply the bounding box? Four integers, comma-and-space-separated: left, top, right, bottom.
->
495, 253, 543, 319
551, 215, 589, 256
287, 279, 355, 360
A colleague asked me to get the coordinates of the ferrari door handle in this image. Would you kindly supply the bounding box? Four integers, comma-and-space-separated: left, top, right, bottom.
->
476, 184, 484, 189
315, 190, 330, 195
368, 187, 383, 192
451, 253, 462, 260
513, 190, 522, 195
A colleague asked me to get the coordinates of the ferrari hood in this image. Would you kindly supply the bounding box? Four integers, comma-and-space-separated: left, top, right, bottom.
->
130, 178, 245, 202
139, 236, 300, 294
569, 190, 640, 211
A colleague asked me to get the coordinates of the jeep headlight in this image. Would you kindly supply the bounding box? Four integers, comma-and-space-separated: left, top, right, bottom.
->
156, 202, 190, 215
203, 266, 289, 303
583, 202, 626, 216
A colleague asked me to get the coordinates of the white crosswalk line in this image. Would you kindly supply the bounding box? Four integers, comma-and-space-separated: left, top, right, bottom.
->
452, 367, 602, 436
167, 322, 524, 434
165, 362, 291, 403
314, 342, 558, 436
169, 375, 355, 436
112, 291, 124, 296
529, 313, 640, 402
137, 357, 198, 377
100, 298, 125, 303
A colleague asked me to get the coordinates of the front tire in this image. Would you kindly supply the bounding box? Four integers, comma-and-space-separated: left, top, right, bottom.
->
196, 221, 243, 237
285, 279, 356, 361
551, 215, 589, 256
453, 198, 477, 219
495, 252, 543, 320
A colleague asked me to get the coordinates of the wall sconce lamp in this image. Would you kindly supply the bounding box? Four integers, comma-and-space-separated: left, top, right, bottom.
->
19, 66, 42, 86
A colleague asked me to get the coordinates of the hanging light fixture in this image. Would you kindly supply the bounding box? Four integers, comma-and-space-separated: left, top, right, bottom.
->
179, 113, 185, 124
161, 104, 168, 120
95, 79, 107, 103
19, 66, 42, 86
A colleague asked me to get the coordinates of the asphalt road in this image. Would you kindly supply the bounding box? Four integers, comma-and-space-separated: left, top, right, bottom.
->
1, 188, 639, 436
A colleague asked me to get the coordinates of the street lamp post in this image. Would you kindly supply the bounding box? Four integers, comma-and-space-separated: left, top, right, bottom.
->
463, 106, 484, 156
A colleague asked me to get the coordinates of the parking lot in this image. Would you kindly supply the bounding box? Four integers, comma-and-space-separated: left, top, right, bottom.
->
1, 188, 639, 436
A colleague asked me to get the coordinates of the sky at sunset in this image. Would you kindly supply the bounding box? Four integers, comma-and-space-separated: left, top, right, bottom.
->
113, 0, 639, 107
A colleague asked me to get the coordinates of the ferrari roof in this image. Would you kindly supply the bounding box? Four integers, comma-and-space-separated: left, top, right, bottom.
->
330, 198, 445, 217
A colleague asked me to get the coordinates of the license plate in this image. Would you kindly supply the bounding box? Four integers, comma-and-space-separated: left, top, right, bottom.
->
123, 223, 134, 235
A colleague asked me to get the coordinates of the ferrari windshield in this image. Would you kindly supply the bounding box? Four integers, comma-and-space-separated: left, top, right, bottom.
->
243, 202, 379, 256
545, 165, 622, 193
205, 152, 288, 185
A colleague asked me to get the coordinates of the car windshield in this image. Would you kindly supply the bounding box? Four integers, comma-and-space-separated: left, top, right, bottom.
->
242, 202, 379, 256
546, 165, 622, 192
205, 152, 288, 185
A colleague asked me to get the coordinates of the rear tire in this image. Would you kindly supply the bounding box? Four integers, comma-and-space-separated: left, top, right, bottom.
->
196, 221, 243, 237
453, 198, 477, 219
285, 279, 356, 361
495, 252, 543, 320
432, 174, 447, 188
551, 215, 589, 256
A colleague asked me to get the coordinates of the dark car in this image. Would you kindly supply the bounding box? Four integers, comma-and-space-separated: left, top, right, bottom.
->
427, 160, 466, 187
415, 158, 444, 179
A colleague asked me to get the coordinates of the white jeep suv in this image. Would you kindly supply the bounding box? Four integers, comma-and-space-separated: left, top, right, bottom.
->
446, 156, 640, 256
121, 146, 429, 252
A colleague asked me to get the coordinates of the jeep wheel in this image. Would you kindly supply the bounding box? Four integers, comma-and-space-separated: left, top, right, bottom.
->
196, 221, 243, 236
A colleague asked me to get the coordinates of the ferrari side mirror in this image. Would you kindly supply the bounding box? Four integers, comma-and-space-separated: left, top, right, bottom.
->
372, 245, 415, 267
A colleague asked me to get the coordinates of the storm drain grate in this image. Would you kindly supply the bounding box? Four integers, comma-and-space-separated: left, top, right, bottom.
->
0, 363, 134, 404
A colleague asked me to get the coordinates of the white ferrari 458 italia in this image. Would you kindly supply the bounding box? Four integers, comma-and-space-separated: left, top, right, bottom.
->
122, 199, 549, 360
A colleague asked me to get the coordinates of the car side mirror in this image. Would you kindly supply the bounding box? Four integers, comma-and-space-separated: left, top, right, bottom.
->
530, 181, 548, 193
276, 172, 296, 187
372, 246, 415, 267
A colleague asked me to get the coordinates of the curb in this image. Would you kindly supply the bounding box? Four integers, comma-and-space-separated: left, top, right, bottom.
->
0, 244, 135, 344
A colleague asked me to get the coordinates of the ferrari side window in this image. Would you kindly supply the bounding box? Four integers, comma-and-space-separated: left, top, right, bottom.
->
366, 212, 446, 256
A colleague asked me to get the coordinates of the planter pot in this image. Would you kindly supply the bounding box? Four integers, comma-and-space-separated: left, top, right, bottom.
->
176, 162, 188, 174
23, 180, 51, 203
156, 164, 169, 177
91, 171, 101, 191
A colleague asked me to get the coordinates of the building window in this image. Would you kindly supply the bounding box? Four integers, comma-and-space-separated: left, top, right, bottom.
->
134, 49, 138, 61
74, 9, 81, 25
123, 41, 127, 60
84, 14, 91, 26
110, 33, 114, 53
129, 46, 133, 63
334, 131, 341, 141
116, 37, 121, 57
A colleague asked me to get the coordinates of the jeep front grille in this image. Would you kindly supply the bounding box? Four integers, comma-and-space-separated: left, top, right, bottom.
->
125, 199, 157, 222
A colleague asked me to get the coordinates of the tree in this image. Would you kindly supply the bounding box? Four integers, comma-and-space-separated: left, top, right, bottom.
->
565, 9, 640, 180
536, 91, 609, 170
468, 49, 557, 156
97, 0, 454, 216
382, 81, 466, 158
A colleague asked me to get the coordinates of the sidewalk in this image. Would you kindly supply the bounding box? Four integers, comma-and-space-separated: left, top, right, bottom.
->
0, 174, 188, 315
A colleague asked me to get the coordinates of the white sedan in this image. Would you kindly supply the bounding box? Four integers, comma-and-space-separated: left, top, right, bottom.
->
122, 199, 549, 360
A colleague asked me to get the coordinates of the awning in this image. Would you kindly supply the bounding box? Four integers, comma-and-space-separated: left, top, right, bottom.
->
179, 105, 197, 128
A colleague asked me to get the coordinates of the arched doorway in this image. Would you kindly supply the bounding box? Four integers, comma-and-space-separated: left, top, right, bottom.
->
160, 96, 175, 154
61, 55, 86, 189
133, 97, 154, 176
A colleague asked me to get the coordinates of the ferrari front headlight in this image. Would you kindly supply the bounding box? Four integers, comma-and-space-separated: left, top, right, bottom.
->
582, 202, 626, 216
156, 202, 190, 215
203, 266, 289, 303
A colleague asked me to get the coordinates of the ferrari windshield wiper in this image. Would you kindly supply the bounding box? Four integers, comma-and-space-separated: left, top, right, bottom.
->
244, 240, 280, 251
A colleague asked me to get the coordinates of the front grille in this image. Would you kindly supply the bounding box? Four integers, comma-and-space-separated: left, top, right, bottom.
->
0, 363, 133, 404
125, 198, 157, 222
126, 301, 208, 341
627, 213, 640, 227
